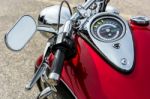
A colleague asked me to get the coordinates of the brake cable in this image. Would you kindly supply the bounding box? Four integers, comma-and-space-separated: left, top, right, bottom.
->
57, 0, 72, 33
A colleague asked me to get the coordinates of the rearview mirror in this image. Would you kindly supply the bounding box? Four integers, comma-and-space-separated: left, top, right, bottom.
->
5, 15, 36, 51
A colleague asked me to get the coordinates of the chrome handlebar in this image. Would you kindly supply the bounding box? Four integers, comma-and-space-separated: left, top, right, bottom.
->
49, 0, 106, 81
26, 0, 106, 91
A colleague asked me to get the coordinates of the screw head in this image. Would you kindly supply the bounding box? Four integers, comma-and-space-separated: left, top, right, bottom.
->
121, 58, 128, 65
113, 43, 120, 49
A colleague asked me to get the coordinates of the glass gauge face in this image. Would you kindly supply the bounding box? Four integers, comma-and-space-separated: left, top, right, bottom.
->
91, 18, 125, 42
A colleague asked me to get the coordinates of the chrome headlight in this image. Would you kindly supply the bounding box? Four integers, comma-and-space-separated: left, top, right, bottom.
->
38, 5, 71, 38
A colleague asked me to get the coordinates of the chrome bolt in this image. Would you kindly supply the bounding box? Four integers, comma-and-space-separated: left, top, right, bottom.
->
90, 3, 97, 10
113, 43, 120, 49
83, 12, 88, 17
121, 58, 128, 65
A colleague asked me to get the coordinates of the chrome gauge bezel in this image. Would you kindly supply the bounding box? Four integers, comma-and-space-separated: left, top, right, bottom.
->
87, 12, 135, 73
89, 13, 126, 43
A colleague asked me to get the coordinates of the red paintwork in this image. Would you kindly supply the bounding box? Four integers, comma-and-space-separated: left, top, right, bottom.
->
36, 22, 150, 99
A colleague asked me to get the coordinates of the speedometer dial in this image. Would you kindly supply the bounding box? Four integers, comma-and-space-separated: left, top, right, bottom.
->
91, 17, 125, 42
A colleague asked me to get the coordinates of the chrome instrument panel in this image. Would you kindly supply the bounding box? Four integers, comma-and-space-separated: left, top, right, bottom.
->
87, 12, 134, 72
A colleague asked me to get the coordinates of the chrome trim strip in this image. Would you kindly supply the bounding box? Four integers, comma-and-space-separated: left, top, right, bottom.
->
60, 79, 77, 99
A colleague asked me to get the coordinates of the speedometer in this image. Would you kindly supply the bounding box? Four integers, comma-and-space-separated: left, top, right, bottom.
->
91, 16, 125, 42
87, 13, 134, 73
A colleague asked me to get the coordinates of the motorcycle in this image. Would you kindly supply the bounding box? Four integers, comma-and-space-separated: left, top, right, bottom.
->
4, 0, 150, 99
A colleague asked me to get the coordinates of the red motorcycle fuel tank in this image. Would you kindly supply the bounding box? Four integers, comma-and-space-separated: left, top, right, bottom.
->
36, 21, 150, 99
